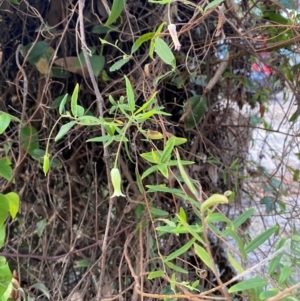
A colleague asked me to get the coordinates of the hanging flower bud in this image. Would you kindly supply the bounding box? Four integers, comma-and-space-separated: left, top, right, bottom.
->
110, 168, 125, 198
168, 23, 181, 51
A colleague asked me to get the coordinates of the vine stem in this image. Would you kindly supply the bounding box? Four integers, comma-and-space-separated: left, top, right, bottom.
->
78, 1, 114, 299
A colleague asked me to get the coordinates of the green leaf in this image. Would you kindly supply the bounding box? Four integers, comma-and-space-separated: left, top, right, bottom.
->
232, 208, 254, 230
141, 165, 160, 179
179, 207, 187, 223
204, 0, 224, 12
165, 238, 196, 262
71, 84, 79, 117
194, 243, 213, 270
30, 283, 50, 299
225, 228, 246, 260
51, 94, 70, 109
125, 76, 135, 113
184, 95, 207, 130
157, 163, 169, 178
43, 154, 50, 176
77, 116, 119, 126
177, 215, 205, 245
263, 12, 288, 24
92, 25, 118, 34
0, 113, 11, 134
75, 259, 92, 268
86, 136, 112, 143
6, 192, 19, 219
0, 257, 12, 297
77, 105, 85, 117
227, 250, 244, 273
0, 158, 13, 181
268, 238, 285, 275
59, 94, 69, 114
245, 226, 279, 254
105, 0, 126, 26
90, 55, 105, 77
0, 194, 9, 227
176, 149, 198, 198
37, 218, 47, 238
109, 57, 131, 71
228, 277, 268, 293
160, 137, 175, 163
21, 125, 39, 154
142, 150, 161, 164
149, 0, 171, 3
150, 207, 169, 216
278, 266, 291, 285
0, 225, 6, 249
131, 33, 155, 54
165, 261, 188, 274
9, 0, 19, 4
154, 37, 175, 69
259, 289, 278, 300
148, 270, 164, 280
55, 121, 76, 142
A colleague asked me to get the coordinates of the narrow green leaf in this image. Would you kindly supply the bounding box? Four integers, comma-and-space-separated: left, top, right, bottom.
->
125, 75, 135, 113
150, 207, 169, 216
0, 225, 6, 249
55, 121, 76, 142
75, 259, 92, 268
0, 113, 11, 134
148, 270, 164, 280
141, 150, 161, 164
109, 57, 131, 71
194, 243, 213, 270
179, 207, 187, 223
157, 163, 169, 178
165, 261, 188, 274
141, 165, 160, 179
259, 289, 278, 300
59, 94, 69, 114
204, 0, 224, 12
71, 83, 79, 117
278, 266, 291, 285
165, 238, 195, 262
6, 192, 19, 219
177, 215, 205, 245
245, 226, 279, 254
37, 218, 47, 238
132, 32, 155, 54
0, 257, 12, 297
176, 149, 198, 198
232, 208, 254, 230
21, 125, 39, 154
225, 228, 246, 260
0, 194, 9, 227
146, 184, 201, 210
30, 283, 50, 299
227, 250, 244, 273
160, 137, 175, 163
268, 238, 285, 275
87, 136, 112, 143
154, 37, 175, 68
43, 154, 50, 176
228, 277, 268, 293
105, 0, 126, 26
